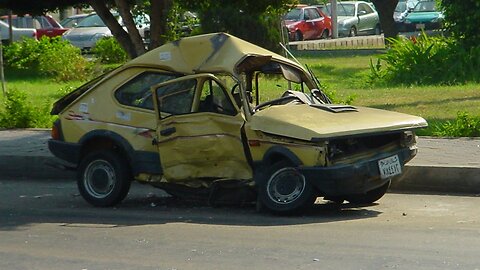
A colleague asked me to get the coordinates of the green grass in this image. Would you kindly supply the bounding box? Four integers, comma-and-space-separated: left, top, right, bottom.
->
0, 70, 83, 128
294, 50, 480, 135
2, 72, 81, 103
2, 51, 480, 136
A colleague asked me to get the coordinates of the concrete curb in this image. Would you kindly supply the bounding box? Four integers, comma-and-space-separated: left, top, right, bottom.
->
1, 130, 479, 195
2, 156, 478, 195
392, 165, 480, 194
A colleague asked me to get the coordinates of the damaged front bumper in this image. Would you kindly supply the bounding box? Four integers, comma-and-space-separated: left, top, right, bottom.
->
300, 147, 415, 196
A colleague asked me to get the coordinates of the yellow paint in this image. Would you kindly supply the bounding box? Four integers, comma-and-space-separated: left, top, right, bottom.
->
250, 104, 427, 141
56, 32, 428, 188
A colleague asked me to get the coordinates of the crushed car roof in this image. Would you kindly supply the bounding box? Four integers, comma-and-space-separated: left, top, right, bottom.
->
127, 32, 302, 75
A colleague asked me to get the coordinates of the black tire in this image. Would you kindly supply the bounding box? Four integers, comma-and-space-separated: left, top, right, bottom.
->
258, 161, 315, 214
374, 24, 381, 35
321, 29, 329, 39
77, 150, 132, 207
346, 180, 391, 204
295, 31, 303, 41
349, 26, 357, 37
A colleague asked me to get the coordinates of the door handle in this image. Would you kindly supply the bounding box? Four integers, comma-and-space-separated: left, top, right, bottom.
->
160, 127, 176, 136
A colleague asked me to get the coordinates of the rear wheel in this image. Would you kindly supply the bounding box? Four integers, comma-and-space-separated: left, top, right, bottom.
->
374, 24, 381, 35
349, 26, 357, 37
320, 29, 329, 39
77, 150, 132, 207
258, 161, 315, 214
295, 31, 303, 41
346, 180, 391, 204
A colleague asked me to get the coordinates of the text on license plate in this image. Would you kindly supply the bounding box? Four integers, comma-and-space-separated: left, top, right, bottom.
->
416, 23, 425, 29
378, 155, 402, 179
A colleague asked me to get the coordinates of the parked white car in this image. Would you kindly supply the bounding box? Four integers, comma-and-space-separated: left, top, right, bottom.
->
62, 13, 149, 51
328, 1, 381, 37
0, 20, 36, 42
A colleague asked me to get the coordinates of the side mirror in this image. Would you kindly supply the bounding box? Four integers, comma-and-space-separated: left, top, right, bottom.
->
358, 10, 367, 16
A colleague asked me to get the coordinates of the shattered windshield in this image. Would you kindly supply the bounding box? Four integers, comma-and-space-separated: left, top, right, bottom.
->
240, 61, 330, 113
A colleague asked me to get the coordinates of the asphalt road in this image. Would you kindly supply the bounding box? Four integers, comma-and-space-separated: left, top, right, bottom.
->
1, 178, 479, 270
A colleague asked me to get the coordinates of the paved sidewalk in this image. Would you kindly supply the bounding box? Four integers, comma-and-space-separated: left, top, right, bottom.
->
0, 129, 479, 194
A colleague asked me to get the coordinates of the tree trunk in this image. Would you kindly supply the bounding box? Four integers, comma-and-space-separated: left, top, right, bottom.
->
371, 0, 399, 39
89, 0, 138, 59
114, 0, 146, 57
148, 0, 172, 50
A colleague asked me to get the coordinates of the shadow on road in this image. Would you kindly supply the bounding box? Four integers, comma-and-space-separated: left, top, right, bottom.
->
0, 180, 381, 231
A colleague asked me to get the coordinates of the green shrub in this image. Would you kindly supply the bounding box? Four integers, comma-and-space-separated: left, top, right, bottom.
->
434, 112, 480, 137
0, 88, 35, 128
3, 37, 43, 71
92, 37, 128, 64
442, 0, 480, 49
369, 34, 480, 86
181, 0, 292, 52
0, 88, 59, 128
3, 37, 92, 81
38, 39, 92, 81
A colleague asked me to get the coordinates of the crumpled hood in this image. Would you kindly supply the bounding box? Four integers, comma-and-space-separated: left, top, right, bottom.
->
249, 104, 427, 141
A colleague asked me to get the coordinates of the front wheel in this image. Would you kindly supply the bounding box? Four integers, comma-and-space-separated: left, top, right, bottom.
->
349, 26, 357, 37
374, 24, 381, 35
295, 31, 303, 41
346, 180, 391, 204
320, 29, 329, 39
258, 161, 316, 214
77, 150, 132, 207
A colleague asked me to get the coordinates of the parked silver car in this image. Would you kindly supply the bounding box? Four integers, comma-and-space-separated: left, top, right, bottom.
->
328, 1, 381, 37
0, 20, 36, 42
62, 13, 148, 51
60, 14, 89, 28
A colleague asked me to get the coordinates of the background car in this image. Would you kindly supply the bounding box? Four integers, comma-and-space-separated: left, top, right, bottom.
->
327, 1, 381, 37
0, 20, 36, 43
0, 14, 67, 38
283, 6, 332, 41
143, 11, 200, 44
402, 0, 444, 32
60, 14, 89, 28
314, 4, 331, 16
394, 0, 408, 31
62, 13, 149, 51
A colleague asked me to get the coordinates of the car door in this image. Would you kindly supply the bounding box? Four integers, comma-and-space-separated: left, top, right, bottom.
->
357, 3, 377, 33
300, 8, 316, 39
307, 8, 326, 38
152, 74, 252, 182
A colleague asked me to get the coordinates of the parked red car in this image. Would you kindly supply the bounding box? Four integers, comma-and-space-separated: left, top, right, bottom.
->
283, 6, 332, 41
0, 15, 67, 39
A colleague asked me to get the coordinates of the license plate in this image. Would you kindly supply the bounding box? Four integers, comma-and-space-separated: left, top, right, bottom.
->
378, 155, 402, 179
416, 23, 425, 29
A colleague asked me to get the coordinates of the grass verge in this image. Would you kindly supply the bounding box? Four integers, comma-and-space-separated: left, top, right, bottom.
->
296, 50, 480, 136
1, 51, 479, 136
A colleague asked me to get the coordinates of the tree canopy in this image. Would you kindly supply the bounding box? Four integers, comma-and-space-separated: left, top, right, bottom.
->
0, 0, 412, 57
0, 0, 84, 15
442, 0, 480, 49
0, 0, 293, 59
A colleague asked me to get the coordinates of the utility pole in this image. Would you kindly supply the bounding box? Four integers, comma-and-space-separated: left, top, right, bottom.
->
331, 0, 338, 39
0, 30, 6, 97
8, 10, 13, 45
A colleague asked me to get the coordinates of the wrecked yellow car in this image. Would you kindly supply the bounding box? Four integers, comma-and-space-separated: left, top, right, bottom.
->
49, 32, 427, 214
